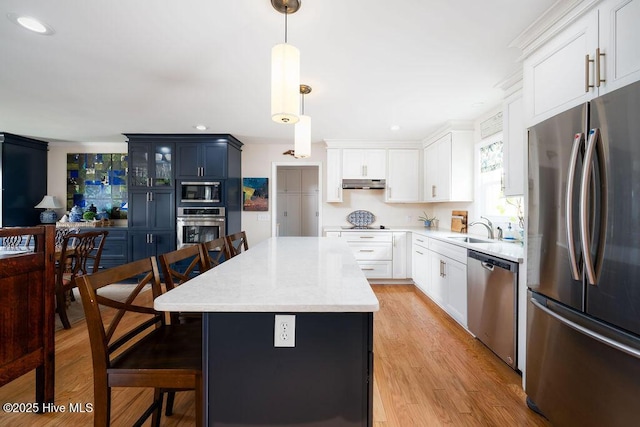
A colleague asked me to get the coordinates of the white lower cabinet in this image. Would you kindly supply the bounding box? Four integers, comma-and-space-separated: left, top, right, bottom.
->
411, 234, 429, 291
414, 235, 468, 328
343, 232, 393, 279
392, 232, 409, 279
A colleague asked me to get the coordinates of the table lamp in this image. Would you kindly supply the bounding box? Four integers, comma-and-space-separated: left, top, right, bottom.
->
34, 195, 62, 223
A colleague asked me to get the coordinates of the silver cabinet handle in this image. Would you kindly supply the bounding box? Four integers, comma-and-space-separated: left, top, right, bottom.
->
359, 236, 374, 239
596, 47, 605, 87
359, 249, 374, 252
566, 133, 584, 281
432, 185, 436, 198
361, 267, 375, 271
531, 297, 640, 359
415, 250, 424, 255
585, 54, 594, 92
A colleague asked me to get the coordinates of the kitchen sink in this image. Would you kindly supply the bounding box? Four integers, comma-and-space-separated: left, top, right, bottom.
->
447, 236, 496, 244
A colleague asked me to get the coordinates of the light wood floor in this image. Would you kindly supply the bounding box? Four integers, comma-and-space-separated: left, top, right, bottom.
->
0, 285, 549, 426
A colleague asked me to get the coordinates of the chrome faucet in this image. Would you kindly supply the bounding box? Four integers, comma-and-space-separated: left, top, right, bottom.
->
469, 217, 494, 239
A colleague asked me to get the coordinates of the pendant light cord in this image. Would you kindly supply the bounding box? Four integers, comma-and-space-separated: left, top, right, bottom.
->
284, 5, 288, 43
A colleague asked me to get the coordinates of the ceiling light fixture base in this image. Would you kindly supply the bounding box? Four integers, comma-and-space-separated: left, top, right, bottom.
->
299, 84, 312, 95
271, 0, 301, 14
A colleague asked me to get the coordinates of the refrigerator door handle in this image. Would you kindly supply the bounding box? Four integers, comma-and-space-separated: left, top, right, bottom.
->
581, 128, 607, 286
531, 297, 640, 360
566, 133, 584, 280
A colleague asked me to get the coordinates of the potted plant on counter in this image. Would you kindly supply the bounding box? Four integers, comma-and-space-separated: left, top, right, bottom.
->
418, 212, 437, 228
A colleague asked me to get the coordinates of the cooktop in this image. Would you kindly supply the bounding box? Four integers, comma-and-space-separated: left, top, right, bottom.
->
340, 225, 388, 230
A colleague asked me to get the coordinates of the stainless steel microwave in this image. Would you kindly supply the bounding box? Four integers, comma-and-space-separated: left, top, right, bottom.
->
179, 181, 221, 203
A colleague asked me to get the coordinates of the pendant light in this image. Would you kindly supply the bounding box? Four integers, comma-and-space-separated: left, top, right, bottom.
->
294, 84, 312, 158
271, 0, 301, 124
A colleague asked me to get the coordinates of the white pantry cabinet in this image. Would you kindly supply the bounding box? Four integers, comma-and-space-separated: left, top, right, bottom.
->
342, 149, 386, 180
326, 148, 343, 202
386, 149, 421, 203
502, 92, 525, 196
423, 131, 473, 202
523, 0, 640, 125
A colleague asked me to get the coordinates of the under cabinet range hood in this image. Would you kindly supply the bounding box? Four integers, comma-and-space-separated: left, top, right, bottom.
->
342, 179, 386, 189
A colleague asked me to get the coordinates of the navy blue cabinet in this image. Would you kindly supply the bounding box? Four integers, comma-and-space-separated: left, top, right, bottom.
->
125, 135, 178, 262
125, 133, 242, 261
176, 142, 228, 179
128, 190, 175, 230
1, 133, 48, 226
129, 230, 175, 262
93, 228, 127, 270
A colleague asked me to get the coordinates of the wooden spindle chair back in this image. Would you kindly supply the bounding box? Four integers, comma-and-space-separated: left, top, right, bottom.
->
55, 230, 108, 329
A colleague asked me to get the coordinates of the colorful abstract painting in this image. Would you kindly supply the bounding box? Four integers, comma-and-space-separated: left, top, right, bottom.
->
243, 178, 269, 211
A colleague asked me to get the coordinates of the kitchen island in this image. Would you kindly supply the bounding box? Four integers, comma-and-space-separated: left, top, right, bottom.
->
154, 236, 379, 426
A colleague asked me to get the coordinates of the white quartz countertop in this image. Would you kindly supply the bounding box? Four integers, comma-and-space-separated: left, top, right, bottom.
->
154, 237, 380, 313
324, 225, 524, 263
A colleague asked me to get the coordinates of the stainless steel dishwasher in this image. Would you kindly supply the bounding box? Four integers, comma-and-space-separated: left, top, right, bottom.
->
467, 250, 518, 369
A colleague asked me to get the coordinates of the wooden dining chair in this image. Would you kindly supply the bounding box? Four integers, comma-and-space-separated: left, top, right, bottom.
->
76, 257, 202, 427
158, 245, 209, 324
201, 237, 230, 270
55, 229, 108, 329
224, 231, 249, 258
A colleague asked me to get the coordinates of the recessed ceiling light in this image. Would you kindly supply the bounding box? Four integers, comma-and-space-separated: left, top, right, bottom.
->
7, 13, 55, 35
390, 125, 400, 131
194, 125, 208, 131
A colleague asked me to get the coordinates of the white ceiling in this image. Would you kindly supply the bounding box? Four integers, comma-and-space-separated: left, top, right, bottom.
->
0, 0, 558, 145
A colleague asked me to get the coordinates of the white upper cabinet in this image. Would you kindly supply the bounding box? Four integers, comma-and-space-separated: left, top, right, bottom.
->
599, 0, 640, 93
326, 148, 343, 202
523, 0, 640, 126
342, 149, 386, 179
386, 149, 421, 203
423, 131, 473, 202
502, 92, 525, 196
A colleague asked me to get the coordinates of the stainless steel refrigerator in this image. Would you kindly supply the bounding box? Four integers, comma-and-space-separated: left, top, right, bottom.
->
526, 80, 640, 426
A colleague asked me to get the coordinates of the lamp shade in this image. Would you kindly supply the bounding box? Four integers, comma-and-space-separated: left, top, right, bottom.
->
34, 195, 62, 223
34, 195, 62, 209
294, 115, 311, 158
271, 43, 300, 124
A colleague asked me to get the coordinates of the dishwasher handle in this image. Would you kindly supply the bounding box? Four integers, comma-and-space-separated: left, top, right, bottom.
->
468, 250, 518, 273
481, 262, 495, 271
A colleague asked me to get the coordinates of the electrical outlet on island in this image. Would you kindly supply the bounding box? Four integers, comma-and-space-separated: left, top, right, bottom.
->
274, 314, 296, 347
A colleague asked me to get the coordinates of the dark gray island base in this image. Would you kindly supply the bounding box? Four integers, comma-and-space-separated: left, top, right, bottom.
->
154, 238, 380, 426
203, 312, 373, 427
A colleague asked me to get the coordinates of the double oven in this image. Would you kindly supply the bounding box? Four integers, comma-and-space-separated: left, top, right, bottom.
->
176, 181, 225, 249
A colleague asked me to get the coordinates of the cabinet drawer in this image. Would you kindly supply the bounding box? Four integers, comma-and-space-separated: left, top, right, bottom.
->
343, 232, 392, 242
429, 238, 467, 264
101, 239, 128, 259
347, 242, 392, 261
412, 233, 428, 248
357, 261, 393, 278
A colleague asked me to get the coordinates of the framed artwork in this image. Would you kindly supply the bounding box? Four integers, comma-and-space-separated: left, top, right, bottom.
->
243, 178, 269, 211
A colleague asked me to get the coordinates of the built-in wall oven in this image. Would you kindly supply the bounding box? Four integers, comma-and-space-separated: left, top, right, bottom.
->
176, 207, 226, 249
